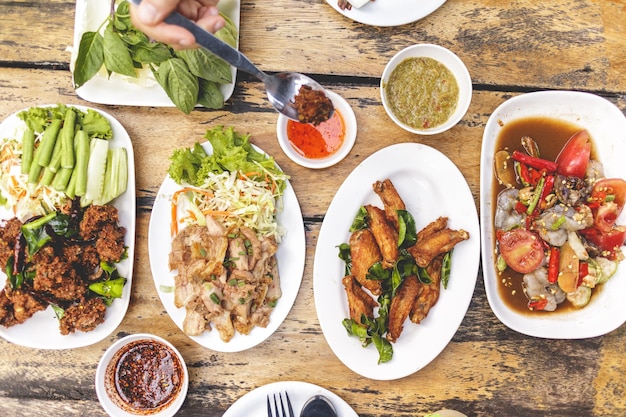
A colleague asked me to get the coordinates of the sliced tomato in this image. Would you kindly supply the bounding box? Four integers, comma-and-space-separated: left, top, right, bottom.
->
591, 178, 626, 213
497, 228, 545, 273
594, 203, 620, 233
580, 226, 626, 256
555, 130, 591, 178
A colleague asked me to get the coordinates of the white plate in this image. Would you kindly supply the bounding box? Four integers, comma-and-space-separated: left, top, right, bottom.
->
223, 380, 358, 417
480, 90, 626, 339
72, 0, 240, 107
325, 0, 446, 27
0, 105, 136, 349
313, 143, 480, 380
148, 144, 305, 352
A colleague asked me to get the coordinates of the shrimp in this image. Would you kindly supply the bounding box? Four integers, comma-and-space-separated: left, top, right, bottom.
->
522, 267, 566, 311
533, 203, 594, 247
495, 189, 525, 231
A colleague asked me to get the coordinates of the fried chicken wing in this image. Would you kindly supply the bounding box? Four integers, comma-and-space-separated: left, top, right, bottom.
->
408, 217, 469, 267
387, 275, 422, 343
373, 179, 406, 230
349, 229, 383, 295
365, 204, 399, 268
410, 255, 444, 324
342, 275, 378, 326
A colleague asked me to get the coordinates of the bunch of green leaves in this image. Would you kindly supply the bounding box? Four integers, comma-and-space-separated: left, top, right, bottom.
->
167, 126, 288, 193
18, 104, 112, 139
73, 0, 238, 114
339, 206, 453, 364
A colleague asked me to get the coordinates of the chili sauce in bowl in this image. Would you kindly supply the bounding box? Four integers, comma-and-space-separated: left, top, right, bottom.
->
277, 90, 357, 169
96, 334, 188, 416
381, 44, 472, 135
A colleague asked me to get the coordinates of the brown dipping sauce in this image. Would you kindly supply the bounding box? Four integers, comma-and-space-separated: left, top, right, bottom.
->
491, 116, 601, 315
105, 339, 184, 415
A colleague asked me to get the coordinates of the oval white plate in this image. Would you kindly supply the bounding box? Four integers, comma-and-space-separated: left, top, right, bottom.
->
95, 334, 189, 417
0, 105, 136, 349
223, 381, 358, 417
313, 143, 480, 380
72, 0, 240, 106
148, 143, 305, 352
276, 90, 357, 169
480, 90, 626, 339
325, 0, 446, 27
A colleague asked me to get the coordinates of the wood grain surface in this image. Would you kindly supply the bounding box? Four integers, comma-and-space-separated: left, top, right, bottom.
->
1, 0, 626, 416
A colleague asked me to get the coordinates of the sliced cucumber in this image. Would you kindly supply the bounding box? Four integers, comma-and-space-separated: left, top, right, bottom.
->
595, 257, 618, 284
567, 285, 592, 308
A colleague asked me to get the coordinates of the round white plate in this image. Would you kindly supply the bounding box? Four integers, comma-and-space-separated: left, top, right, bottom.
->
72, 0, 240, 106
148, 143, 305, 352
480, 90, 626, 339
0, 105, 136, 349
223, 381, 358, 417
313, 143, 480, 380
325, 0, 446, 27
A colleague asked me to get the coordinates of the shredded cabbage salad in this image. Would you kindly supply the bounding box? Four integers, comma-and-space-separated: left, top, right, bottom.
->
0, 136, 67, 220
172, 169, 287, 242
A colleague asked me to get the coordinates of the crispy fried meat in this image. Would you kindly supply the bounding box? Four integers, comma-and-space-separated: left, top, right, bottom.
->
387, 275, 422, 342
364, 204, 399, 268
410, 255, 443, 324
342, 275, 378, 326
373, 179, 406, 230
349, 229, 383, 296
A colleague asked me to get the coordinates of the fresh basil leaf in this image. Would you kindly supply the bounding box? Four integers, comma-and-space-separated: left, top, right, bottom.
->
197, 79, 225, 109
349, 206, 368, 232
337, 243, 352, 276
366, 261, 389, 281
417, 266, 432, 284
372, 334, 393, 364
441, 250, 452, 289
73, 31, 104, 89
152, 58, 199, 114
131, 42, 173, 64
177, 48, 232, 84
103, 24, 136, 77
215, 13, 238, 48
397, 209, 417, 249
51, 304, 65, 320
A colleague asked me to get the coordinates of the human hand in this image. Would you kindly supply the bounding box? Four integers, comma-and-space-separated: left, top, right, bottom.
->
130, 0, 225, 48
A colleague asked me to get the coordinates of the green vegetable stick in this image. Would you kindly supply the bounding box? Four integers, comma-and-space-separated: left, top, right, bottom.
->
74, 130, 90, 197
27, 159, 42, 184
60, 109, 76, 169
52, 167, 72, 191
39, 167, 56, 186
65, 168, 77, 199
35, 119, 62, 167
21, 128, 35, 175
46, 129, 64, 173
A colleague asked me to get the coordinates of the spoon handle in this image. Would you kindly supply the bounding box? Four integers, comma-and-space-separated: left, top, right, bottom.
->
129, 0, 264, 79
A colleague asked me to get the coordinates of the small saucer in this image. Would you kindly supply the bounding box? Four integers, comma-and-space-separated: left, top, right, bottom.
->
277, 90, 357, 169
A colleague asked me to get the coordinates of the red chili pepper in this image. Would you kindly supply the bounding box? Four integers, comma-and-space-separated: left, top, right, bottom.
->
528, 298, 549, 311
529, 168, 544, 186
515, 201, 527, 214
512, 150, 558, 172
517, 162, 532, 185
577, 262, 589, 286
548, 246, 560, 283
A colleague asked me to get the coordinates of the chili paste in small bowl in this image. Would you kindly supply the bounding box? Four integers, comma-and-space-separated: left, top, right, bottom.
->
96, 333, 188, 416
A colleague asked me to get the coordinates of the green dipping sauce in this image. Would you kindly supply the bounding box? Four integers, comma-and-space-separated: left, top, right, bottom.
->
385, 57, 459, 130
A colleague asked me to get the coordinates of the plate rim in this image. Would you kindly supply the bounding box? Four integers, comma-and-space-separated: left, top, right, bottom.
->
0, 104, 136, 349
325, 0, 446, 27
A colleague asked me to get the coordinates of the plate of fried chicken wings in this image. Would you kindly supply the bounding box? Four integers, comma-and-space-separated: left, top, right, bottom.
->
313, 143, 480, 380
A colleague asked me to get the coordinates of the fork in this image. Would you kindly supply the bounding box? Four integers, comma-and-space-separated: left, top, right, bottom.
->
266, 391, 295, 417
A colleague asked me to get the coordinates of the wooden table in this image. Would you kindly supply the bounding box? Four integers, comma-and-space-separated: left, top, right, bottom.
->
1, 1, 626, 416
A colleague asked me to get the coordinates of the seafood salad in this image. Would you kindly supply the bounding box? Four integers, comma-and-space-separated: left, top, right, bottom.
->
494, 124, 626, 312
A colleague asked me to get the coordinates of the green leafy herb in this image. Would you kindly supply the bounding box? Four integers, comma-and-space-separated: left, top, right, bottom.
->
397, 209, 417, 249
441, 250, 452, 289
73, 0, 238, 114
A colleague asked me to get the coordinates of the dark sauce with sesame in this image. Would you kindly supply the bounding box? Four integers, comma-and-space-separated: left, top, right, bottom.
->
105, 339, 184, 415
491, 116, 602, 315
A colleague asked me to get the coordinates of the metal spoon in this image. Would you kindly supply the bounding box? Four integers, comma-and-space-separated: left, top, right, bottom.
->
130, 0, 332, 122
300, 395, 338, 417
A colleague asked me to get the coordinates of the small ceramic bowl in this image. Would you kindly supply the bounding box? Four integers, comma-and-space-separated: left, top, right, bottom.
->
380, 44, 472, 135
95, 333, 189, 417
277, 90, 357, 169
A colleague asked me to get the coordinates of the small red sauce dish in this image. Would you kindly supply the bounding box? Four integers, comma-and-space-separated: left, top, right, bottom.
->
277, 90, 357, 169
96, 334, 188, 417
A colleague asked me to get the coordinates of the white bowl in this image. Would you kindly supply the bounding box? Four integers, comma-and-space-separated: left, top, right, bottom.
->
277, 90, 357, 169
95, 334, 189, 417
380, 44, 472, 135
